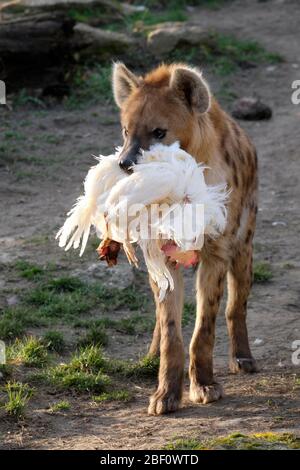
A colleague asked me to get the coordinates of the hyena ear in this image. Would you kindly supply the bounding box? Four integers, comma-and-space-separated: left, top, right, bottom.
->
170, 67, 211, 114
112, 62, 141, 108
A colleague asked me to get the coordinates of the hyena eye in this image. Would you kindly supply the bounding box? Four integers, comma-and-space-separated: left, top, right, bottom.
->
123, 127, 128, 138
152, 128, 167, 140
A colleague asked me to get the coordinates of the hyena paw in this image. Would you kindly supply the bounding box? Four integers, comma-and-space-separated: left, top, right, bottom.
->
148, 389, 181, 416
189, 382, 224, 404
229, 356, 259, 374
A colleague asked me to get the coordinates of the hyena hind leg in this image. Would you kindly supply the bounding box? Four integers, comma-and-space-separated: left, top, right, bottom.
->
226, 242, 258, 374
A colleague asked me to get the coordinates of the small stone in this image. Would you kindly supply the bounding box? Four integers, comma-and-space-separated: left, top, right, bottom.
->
253, 338, 264, 345
272, 221, 287, 227
6, 295, 20, 306
232, 97, 272, 121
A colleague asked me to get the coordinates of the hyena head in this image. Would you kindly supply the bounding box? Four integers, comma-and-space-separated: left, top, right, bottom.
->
112, 62, 212, 172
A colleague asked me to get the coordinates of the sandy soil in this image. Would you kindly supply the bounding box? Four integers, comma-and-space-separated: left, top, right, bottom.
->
0, 0, 299, 450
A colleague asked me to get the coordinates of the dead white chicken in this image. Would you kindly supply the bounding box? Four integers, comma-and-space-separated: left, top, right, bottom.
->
56, 142, 228, 300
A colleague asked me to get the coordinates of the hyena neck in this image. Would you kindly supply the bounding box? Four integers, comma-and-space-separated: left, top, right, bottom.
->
187, 98, 226, 166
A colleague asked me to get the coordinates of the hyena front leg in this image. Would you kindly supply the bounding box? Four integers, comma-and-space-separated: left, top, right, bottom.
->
189, 258, 226, 404
148, 266, 184, 415
226, 242, 258, 373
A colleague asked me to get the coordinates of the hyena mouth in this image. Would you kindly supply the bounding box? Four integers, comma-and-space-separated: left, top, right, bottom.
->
119, 141, 142, 173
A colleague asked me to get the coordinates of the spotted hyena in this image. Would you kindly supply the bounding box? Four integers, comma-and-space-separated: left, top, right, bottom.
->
112, 62, 258, 415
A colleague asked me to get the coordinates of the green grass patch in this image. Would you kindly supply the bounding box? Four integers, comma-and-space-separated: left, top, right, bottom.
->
45, 276, 84, 293
2, 381, 34, 419
43, 331, 65, 353
21, 274, 147, 322
14, 170, 37, 181
65, 65, 113, 110
0, 142, 19, 166
37, 368, 110, 393
23, 285, 93, 320
19, 155, 46, 166
40, 134, 63, 145
116, 316, 142, 335
76, 313, 153, 340
253, 262, 273, 282
128, 354, 159, 377
74, 318, 116, 329
15, 260, 44, 280
0, 309, 27, 340
30, 347, 158, 394
165, 438, 200, 450
3, 130, 24, 141
32, 345, 110, 393
114, 314, 154, 335
0, 364, 12, 380
48, 400, 70, 412
125, 8, 187, 29
68, 7, 104, 23
107, 354, 159, 378
182, 302, 195, 326
169, 32, 282, 76
69, 345, 107, 373
92, 390, 132, 403
166, 432, 300, 450
7, 336, 49, 368
69, 2, 187, 32
0, 306, 44, 340
13, 89, 45, 108
68, 2, 125, 24
31, 346, 159, 394
78, 323, 108, 347
1, 263, 149, 340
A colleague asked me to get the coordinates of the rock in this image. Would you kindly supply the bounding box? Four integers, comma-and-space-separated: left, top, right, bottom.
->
73, 23, 135, 56
6, 295, 20, 306
272, 221, 287, 227
147, 22, 209, 55
232, 97, 272, 121
253, 338, 264, 346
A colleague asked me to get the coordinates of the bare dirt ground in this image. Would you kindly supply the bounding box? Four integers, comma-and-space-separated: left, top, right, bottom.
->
0, 0, 299, 450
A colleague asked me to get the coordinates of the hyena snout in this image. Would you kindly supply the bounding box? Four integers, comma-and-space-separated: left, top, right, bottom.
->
119, 139, 142, 172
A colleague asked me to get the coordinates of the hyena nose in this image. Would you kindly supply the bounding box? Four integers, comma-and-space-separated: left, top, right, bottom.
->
119, 140, 141, 173
119, 155, 137, 173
